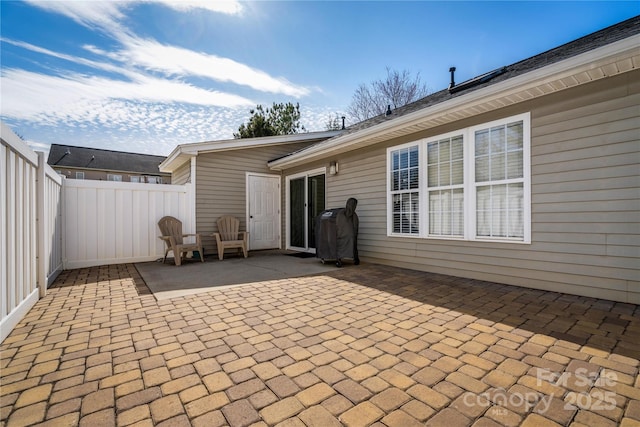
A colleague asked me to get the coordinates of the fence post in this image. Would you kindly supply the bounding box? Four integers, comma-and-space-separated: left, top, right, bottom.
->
36, 152, 46, 298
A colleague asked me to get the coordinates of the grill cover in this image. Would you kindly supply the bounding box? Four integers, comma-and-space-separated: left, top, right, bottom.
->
315, 198, 359, 266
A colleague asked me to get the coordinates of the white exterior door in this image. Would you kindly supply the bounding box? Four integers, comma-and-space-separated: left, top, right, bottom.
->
247, 174, 280, 250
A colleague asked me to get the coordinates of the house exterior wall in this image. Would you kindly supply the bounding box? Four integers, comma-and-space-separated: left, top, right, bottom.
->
195, 142, 312, 255
172, 161, 191, 185
282, 71, 639, 303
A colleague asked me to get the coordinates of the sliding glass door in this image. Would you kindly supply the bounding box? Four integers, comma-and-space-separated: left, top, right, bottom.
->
288, 171, 326, 251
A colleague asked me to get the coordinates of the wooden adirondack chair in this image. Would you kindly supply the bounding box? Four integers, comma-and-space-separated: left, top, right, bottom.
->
213, 215, 249, 260
158, 216, 204, 266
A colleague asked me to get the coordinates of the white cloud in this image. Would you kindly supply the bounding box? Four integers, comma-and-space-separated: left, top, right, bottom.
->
23, 1, 131, 37
24, 0, 244, 35
0, 68, 253, 123
117, 36, 310, 97
152, 0, 243, 15
1, 38, 135, 78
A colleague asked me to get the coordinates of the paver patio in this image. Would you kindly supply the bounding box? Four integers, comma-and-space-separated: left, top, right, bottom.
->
1, 261, 639, 427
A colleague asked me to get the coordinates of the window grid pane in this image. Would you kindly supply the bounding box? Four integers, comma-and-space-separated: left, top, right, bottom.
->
476, 122, 524, 183
427, 136, 464, 188
429, 188, 464, 237
476, 183, 524, 239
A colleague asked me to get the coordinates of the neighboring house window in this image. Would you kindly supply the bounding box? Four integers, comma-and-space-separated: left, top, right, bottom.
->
146, 176, 162, 184
130, 176, 140, 183
387, 112, 530, 243
75, 172, 85, 179
107, 174, 122, 182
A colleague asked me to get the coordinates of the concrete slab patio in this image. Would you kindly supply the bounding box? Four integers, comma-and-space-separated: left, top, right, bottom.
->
134, 251, 339, 300
1, 260, 639, 427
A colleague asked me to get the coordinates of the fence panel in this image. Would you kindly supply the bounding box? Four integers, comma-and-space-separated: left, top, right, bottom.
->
63, 179, 193, 269
38, 152, 63, 292
1, 123, 39, 342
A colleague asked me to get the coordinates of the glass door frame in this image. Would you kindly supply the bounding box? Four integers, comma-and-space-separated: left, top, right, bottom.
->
285, 167, 327, 252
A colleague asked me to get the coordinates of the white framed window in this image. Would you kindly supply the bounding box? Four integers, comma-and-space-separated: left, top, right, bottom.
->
471, 118, 527, 241
388, 144, 420, 234
130, 176, 141, 183
387, 112, 530, 243
427, 133, 465, 237
107, 174, 122, 182
146, 176, 162, 184
75, 171, 85, 179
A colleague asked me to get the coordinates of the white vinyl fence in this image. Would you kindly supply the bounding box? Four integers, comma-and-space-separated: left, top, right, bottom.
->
38, 152, 64, 290
1, 123, 63, 342
64, 179, 193, 269
1, 122, 194, 342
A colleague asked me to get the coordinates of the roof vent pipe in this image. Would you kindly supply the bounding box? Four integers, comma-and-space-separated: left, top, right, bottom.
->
385, 105, 392, 117
449, 67, 456, 89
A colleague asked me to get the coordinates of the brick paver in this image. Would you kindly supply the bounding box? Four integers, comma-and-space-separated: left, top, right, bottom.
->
1, 262, 638, 426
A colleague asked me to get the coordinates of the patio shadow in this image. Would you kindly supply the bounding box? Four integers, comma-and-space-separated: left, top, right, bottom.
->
319, 263, 640, 360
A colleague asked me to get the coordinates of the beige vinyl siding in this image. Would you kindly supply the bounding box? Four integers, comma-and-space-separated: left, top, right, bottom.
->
300, 71, 638, 303
172, 161, 191, 185
195, 142, 310, 255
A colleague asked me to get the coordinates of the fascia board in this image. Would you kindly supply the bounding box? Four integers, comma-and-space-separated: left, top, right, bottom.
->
159, 150, 195, 173
269, 34, 639, 170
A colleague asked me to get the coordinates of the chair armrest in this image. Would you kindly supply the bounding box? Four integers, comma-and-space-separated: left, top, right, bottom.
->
159, 235, 177, 247
182, 233, 201, 245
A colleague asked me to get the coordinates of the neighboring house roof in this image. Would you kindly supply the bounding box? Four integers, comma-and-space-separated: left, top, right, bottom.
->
160, 130, 342, 173
269, 16, 640, 170
48, 144, 168, 175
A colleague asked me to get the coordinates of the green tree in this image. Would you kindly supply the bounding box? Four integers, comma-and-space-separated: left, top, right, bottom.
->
234, 102, 306, 138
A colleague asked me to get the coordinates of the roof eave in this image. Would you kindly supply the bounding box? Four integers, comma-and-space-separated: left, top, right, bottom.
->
268, 34, 639, 171
160, 130, 343, 173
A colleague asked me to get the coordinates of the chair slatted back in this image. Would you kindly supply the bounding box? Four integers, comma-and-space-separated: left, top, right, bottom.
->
158, 216, 184, 245
217, 215, 239, 241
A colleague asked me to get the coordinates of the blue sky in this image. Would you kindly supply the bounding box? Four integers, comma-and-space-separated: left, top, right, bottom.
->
1, 1, 638, 157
